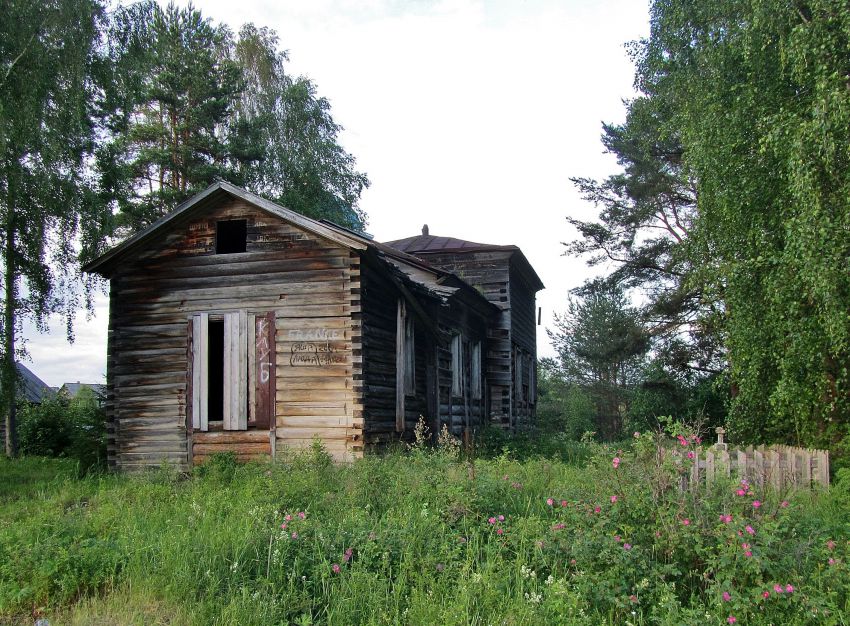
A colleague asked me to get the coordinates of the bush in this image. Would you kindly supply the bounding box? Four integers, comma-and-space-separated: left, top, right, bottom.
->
18, 387, 106, 470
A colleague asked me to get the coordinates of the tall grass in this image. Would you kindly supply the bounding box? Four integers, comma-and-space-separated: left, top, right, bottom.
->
1, 438, 848, 625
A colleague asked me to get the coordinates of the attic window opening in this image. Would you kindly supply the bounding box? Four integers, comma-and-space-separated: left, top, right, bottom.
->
216, 220, 247, 254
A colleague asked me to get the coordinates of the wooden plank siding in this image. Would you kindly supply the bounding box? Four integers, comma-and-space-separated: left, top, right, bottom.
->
107, 198, 361, 469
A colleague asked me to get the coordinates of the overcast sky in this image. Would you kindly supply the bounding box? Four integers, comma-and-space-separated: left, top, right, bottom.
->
24, 0, 650, 387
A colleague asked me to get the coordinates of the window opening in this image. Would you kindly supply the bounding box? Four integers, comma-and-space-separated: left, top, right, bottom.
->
208, 319, 225, 423
216, 219, 247, 254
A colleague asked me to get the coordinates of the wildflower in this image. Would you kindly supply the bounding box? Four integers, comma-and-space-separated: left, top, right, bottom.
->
762, 591, 770, 599
610, 495, 618, 503
633, 431, 640, 438
545, 574, 554, 586
614, 535, 621, 542
343, 548, 353, 563
511, 481, 523, 490
687, 451, 695, 460
298, 511, 306, 519
291, 532, 298, 540
496, 528, 504, 535
752, 500, 762, 509
722, 591, 731, 602
785, 584, 794, 593
488, 517, 496, 524
744, 550, 753, 557
623, 543, 632, 551
677, 435, 688, 446
681, 518, 690, 526
498, 515, 505, 521
594, 506, 601, 513
694, 436, 702, 444
745, 525, 755, 535
561, 500, 568, 507
774, 584, 784, 594
280, 523, 288, 530
285, 514, 292, 521
331, 563, 340, 573
742, 543, 750, 550
829, 558, 836, 565
827, 540, 836, 551
570, 558, 577, 565
546, 498, 554, 506
719, 514, 732, 524
552, 523, 565, 530
613, 457, 621, 469
736, 489, 746, 496
781, 500, 789, 508
727, 616, 737, 624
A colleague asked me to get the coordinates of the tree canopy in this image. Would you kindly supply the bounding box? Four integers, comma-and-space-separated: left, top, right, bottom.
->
568, 0, 850, 461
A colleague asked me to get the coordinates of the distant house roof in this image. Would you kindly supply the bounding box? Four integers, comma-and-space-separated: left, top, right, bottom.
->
5, 363, 55, 404
60, 382, 106, 399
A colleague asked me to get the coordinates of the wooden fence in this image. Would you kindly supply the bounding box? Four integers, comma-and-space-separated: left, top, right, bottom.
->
686, 444, 829, 491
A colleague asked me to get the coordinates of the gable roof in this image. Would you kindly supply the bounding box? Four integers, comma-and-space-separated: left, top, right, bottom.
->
82, 182, 500, 321
60, 382, 106, 399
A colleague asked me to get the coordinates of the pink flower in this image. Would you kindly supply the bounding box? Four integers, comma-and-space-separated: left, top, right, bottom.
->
623, 543, 632, 550
719, 514, 732, 524
677, 435, 688, 447
727, 616, 737, 624
291, 532, 298, 539
331, 563, 340, 573
614, 535, 621, 542
785, 584, 794, 593
629, 594, 638, 602
774, 584, 783, 594
744, 551, 753, 557
633, 431, 640, 438
781, 500, 789, 508
722, 591, 731, 602
298, 511, 306, 519
560, 500, 568, 508
752, 500, 761, 509
746, 525, 755, 535
742, 543, 750, 550
343, 548, 353, 563
762, 590, 770, 598
827, 540, 836, 551
829, 558, 836, 565
570, 558, 577, 565
613, 457, 621, 469
281, 523, 288, 530
552, 523, 566, 530
687, 451, 695, 460
736, 489, 746, 497
681, 518, 690, 526
546, 498, 554, 506
285, 514, 292, 521
488, 517, 496, 524
694, 436, 702, 444
498, 515, 504, 521
594, 506, 601, 513
610, 495, 618, 503
496, 528, 504, 535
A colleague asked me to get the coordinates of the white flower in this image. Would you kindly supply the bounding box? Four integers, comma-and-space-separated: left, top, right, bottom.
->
545, 575, 554, 586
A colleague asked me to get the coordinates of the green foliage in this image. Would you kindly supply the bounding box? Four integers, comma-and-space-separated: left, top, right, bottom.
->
535, 358, 595, 440
633, 0, 850, 461
1, 446, 847, 624
101, 3, 369, 234
548, 283, 649, 439
17, 388, 106, 471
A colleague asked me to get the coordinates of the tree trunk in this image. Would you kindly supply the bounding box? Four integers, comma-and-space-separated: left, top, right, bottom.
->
3, 210, 17, 458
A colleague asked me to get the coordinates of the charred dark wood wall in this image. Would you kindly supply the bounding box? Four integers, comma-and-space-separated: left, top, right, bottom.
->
107, 198, 361, 470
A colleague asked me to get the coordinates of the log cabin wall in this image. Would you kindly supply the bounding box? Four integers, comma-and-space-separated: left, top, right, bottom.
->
406, 250, 515, 426
509, 266, 538, 423
106, 197, 361, 470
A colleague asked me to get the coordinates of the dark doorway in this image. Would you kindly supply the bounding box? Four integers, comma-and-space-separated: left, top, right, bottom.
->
208, 319, 224, 422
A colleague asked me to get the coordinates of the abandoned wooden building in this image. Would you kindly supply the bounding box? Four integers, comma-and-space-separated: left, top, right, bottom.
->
83, 182, 543, 469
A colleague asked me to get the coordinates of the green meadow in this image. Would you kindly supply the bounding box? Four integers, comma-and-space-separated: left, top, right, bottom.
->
1, 436, 848, 625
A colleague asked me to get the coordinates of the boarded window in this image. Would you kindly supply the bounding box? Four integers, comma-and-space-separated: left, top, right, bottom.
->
471, 341, 482, 400
191, 311, 274, 432
451, 333, 464, 397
